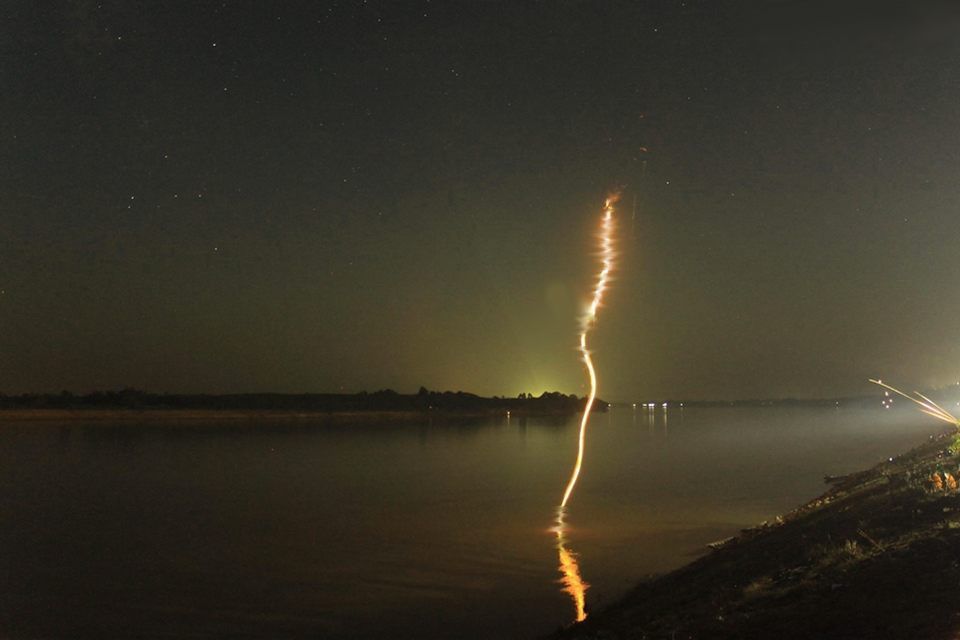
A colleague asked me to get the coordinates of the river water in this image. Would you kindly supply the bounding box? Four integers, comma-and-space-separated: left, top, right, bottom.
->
0, 405, 944, 638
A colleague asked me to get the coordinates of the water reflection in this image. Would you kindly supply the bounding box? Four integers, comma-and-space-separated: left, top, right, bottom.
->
554, 507, 588, 622
1, 407, 942, 639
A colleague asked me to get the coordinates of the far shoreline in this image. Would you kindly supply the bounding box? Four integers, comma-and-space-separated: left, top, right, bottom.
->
0, 388, 604, 424
0, 407, 582, 423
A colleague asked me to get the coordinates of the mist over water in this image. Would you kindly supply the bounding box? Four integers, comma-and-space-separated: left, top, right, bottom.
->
0, 405, 945, 638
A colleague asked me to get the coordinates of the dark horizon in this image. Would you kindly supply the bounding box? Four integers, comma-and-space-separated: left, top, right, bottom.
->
2, 383, 944, 409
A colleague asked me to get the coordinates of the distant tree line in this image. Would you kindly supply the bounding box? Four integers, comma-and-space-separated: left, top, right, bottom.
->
0, 387, 605, 415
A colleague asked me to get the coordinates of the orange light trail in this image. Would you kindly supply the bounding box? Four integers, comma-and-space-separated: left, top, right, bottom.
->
869, 379, 960, 426
561, 194, 618, 508
554, 507, 588, 622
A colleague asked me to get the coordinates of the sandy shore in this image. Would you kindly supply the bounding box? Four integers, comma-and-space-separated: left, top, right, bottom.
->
550, 430, 960, 640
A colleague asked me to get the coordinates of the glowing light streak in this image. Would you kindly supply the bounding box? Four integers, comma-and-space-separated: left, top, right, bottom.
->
869, 379, 960, 426
561, 194, 618, 508
554, 507, 588, 622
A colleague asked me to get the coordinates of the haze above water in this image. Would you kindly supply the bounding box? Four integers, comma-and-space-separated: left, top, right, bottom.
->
0, 405, 945, 639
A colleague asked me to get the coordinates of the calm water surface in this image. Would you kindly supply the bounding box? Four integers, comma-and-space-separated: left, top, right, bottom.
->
0, 406, 944, 638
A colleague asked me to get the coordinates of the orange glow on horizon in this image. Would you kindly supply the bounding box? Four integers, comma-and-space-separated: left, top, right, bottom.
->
561, 194, 618, 508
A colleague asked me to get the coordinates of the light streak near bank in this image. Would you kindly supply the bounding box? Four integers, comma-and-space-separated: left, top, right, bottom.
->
869, 379, 960, 426
561, 194, 619, 508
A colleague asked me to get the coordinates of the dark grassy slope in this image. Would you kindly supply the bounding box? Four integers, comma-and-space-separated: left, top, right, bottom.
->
552, 431, 960, 640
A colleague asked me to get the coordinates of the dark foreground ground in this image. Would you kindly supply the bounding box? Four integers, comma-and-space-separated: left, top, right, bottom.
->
552, 430, 960, 640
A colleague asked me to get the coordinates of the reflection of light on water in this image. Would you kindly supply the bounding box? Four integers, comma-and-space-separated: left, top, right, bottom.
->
554, 507, 588, 622
552, 194, 617, 624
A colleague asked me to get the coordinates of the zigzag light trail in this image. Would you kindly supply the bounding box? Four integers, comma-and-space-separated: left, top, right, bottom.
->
561, 194, 618, 508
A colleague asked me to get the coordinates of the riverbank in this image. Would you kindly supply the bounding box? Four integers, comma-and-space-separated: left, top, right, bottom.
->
0, 408, 425, 423
0, 389, 602, 423
0, 407, 579, 423
552, 429, 960, 640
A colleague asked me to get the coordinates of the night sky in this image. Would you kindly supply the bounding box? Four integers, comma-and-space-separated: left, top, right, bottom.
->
3, 1, 960, 400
